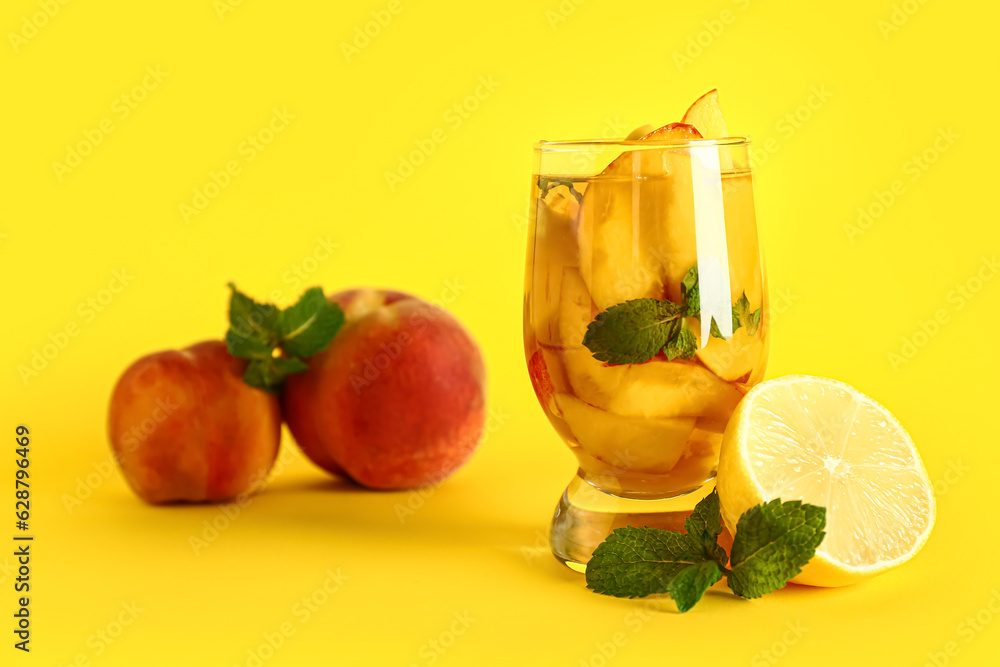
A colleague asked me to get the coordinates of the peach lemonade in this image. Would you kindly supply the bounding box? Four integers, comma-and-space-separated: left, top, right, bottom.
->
524, 91, 767, 565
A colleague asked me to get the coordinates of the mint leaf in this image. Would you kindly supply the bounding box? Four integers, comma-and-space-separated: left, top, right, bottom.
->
681, 266, 700, 317
583, 265, 763, 363
243, 356, 309, 394
538, 177, 583, 203
225, 329, 272, 360
728, 499, 826, 599
732, 291, 762, 336
710, 317, 724, 339
226, 283, 280, 357
583, 298, 683, 365
668, 560, 723, 613
279, 287, 345, 358
225, 284, 345, 392
585, 527, 702, 600
733, 292, 747, 331
685, 491, 723, 545
664, 319, 698, 360
684, 491, 728, 567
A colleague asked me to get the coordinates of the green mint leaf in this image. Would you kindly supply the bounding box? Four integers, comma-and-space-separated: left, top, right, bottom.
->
681, 265, 700, 317
733, 292, 748, 332
584, 265, 762, 364
538, 177, 583, 203
734, 292, 750, 319
583, 298, 684, 365
279, 287, 345, 358
226, 283, 280, 359
243, 356, 309, 394
585, 527, 703, 600
665, 319, 698, 361
684, 490, 729, 567
684, 268, 761, 339
668, 560, 723, 613
728, 499, 826, 599
709, 317, 724, 339
224, 330, 272, 360
226, 283, 346, 392
732, 291, 761, 336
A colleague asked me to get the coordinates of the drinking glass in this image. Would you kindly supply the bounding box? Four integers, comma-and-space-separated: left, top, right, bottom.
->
523, 136, 768, 570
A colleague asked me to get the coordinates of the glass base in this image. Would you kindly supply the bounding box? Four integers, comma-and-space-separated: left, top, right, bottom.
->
550, 470, 717, 572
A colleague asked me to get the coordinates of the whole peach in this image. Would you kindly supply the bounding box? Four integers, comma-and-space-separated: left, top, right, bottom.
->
283, 289, 487, 489
108, 340, 281, 503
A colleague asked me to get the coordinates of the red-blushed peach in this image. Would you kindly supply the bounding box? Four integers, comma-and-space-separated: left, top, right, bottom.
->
108, 340, 281, 503
283, 289, 487, 489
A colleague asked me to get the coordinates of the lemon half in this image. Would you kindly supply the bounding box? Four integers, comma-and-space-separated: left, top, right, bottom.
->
718, 375, 936, 587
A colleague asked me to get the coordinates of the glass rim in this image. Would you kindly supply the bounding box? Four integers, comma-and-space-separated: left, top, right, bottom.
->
534, 136, 750, 151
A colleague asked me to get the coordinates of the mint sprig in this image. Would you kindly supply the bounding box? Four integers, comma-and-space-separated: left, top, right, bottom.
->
225, 283, 344, 392
581, 264, 762, 363
537, 177, 583, 203
583, 298, 685, 365
585, 491, 825, 612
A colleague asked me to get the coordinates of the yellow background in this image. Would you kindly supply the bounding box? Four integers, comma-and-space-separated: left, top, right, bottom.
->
2, 0, 999, 665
